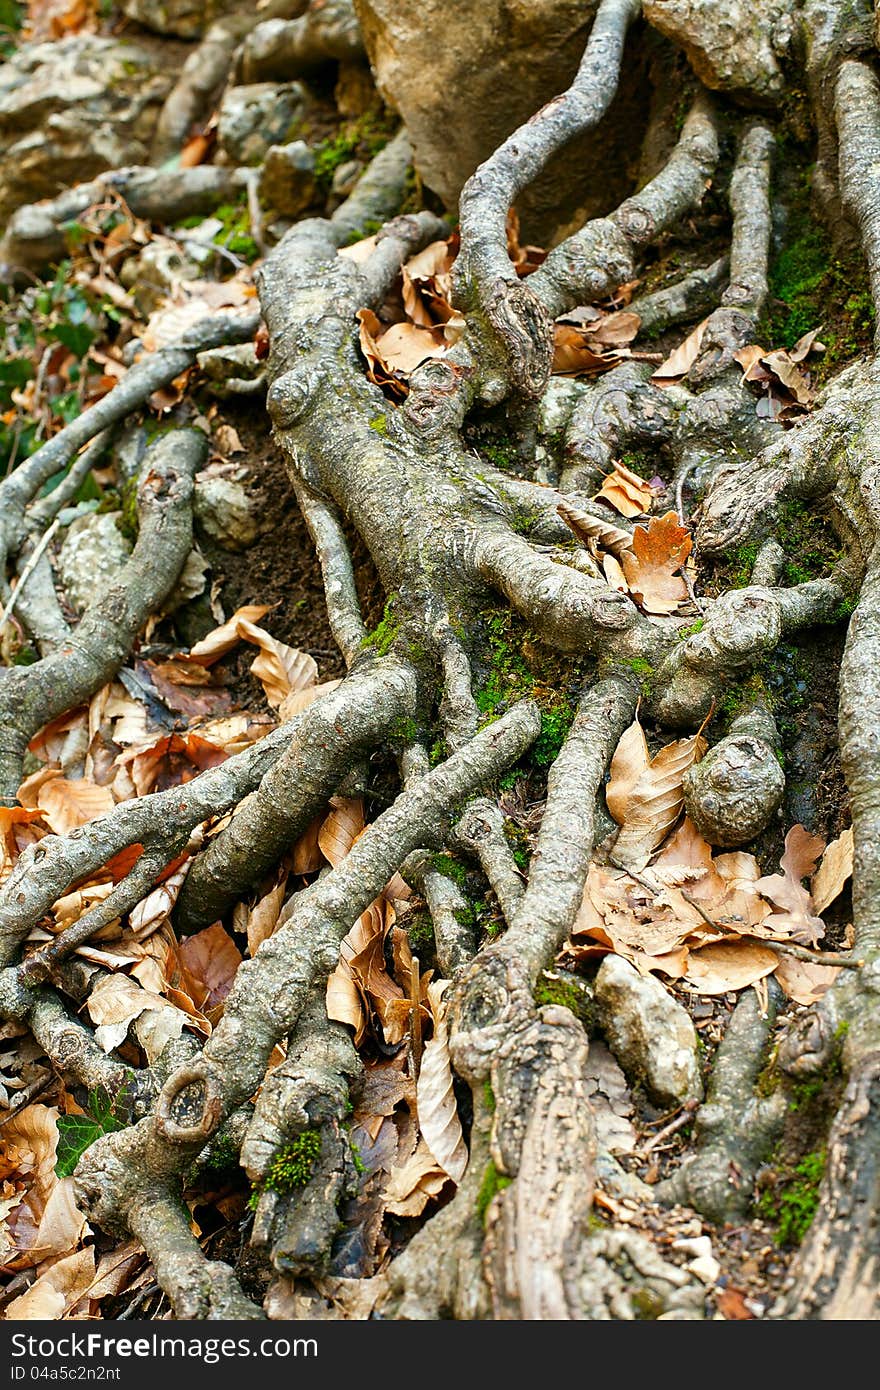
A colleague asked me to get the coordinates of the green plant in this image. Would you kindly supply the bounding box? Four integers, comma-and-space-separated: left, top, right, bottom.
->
249, 1130, 322, 1208
55, 1087, 128, 1177
476, 1160, 511, 1226
758, 1150, 826, 1246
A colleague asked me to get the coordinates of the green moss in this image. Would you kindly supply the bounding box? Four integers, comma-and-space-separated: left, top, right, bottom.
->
361, 593, 400, 656
624, 657, 656, 702
757, 1149, 825, 1246
483, 1081, 496, 1114
433, 852, 468, 887
406, 910, 435, 955
369, 413, 388, 435
631, 1287, 665, 1320
389, 715, 418, 744
531, 700, 574, 766
201, 1131, 241, 1176
350, 1140, 366, 1176
677, 619, 705, 639
312, 111, 398, 193
762, 175, 875, 377
533, 971, 593, 1029
250, 1130, 322, 1208
476, 1160, 512, 1227
210, 199, 259, 263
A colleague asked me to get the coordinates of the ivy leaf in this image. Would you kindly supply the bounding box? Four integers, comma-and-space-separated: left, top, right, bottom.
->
54, 1089, 125, 1177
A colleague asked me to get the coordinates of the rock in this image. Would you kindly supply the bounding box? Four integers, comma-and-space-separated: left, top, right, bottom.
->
257, 141, 317, 219
121, 0, 244, 40
642, 0, 793, 103
193, 471, 262, 550
216, 82, 307, 166
119, 239, 203, 317
57, 512, 132, 615
197, 342, 266, 397
683, 707, 785, 847
330, 157, 362, 197
594, 954, 703, 1108
353, 0, 653, 243
0, 36, 177, 223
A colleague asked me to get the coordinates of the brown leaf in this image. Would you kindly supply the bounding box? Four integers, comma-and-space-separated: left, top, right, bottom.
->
17, 769, 115, 835
556, 498, 633, 557
620, 510, 692, 615
605, 716, 650, 825
382, 1137, 448, 1217
416, 980, 468, 1182
610, 720, 708, 871
188, 604, 274, 664
810, 826, 853, 915
594, 460, 654, 518
772, 953, 841, 1005
178, 922, 242, 1016
683, 938, 779, 994
5, 1247, 96, 1320
754, 825, 826, 946
652, 318, 708, 382
318, 797, 365, 867
245, 876, 288, 956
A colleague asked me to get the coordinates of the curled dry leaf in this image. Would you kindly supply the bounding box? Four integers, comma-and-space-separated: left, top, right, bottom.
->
753, 824, 826, 946
4, 1247, 97, 1321
381, 1136, 448, 1218
652, 317, 709, 382
682, 938, 779, 994
416, 980, 468, 1182
594, 460, 654, 518
17, 768, 115, 835
810, 826, 854, 915
556, 498, 633, 557
608, 714, 708, 870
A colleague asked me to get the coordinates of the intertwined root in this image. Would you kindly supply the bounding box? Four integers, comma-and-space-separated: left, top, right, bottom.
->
3, 0, 880, 1322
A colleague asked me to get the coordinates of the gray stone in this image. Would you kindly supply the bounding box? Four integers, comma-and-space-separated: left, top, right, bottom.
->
197, 342, 266, 398
330, 157, 362, 197
0, 36, 176, 223
643, 0, 794, 103
257, 141, 317, 219
121, 0, 244, 40
216, 82, 307, 167
119, 239, 203, 317
193, 472, 262, 550
353, 0, 653, 243
595, 954, 703, 1108
57, 512, 132, 615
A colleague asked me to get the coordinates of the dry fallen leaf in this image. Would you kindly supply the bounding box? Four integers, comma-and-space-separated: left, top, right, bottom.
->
683, 938, 779, 994
620, 511, 693, 616
416, 980, 468, 1183
608, 715, 708, 870
652, 317, 709, 382
811, 826, 854, 916
754, 824, 826, 946
17, 768, 115, 835
594, 460, 655, 518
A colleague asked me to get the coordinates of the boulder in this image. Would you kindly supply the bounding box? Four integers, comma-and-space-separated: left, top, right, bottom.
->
642, 0, 794, 103
353, 0, 653, 244
257, 140, 317, 219
594, 954, 703, 1108
0, 36, 176, 224
216, 82, 307, 166
57, 512, 132, 615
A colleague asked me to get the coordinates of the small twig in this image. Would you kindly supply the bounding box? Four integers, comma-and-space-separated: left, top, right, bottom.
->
760, 939, 864, 969
410, 953, 422, 1076
0, 1071, 55, 1127
0, 517, 61, 632
636, 1098, 699, 1159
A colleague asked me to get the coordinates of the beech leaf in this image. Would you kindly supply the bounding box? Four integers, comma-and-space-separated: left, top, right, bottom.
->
416, 981, 468, 1183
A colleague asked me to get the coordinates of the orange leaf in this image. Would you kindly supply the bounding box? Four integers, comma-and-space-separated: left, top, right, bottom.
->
620, 511, 692, 615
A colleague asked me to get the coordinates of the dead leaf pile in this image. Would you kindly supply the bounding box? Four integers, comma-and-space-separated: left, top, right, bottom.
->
733, 328, 825, 423
552, 306, 660, 377
565, 719, 854, 1003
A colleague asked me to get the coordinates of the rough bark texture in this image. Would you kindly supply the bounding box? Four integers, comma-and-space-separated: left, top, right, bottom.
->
2, 0, 880, 1325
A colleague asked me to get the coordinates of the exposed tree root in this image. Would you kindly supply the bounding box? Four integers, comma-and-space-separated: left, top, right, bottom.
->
4, 0, 880, 1324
